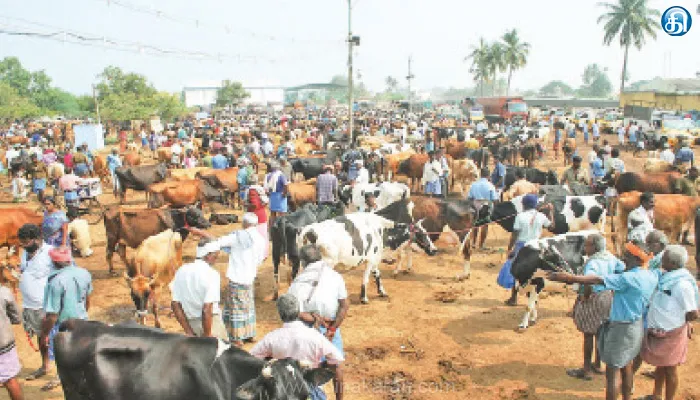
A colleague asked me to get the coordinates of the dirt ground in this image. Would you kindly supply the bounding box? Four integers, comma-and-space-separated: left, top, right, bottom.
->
3, 135, 700, 400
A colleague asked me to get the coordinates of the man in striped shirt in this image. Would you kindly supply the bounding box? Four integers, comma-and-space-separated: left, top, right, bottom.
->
316, 165, 338, 205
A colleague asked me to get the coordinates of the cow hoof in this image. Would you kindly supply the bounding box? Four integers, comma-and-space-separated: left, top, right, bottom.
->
456, 273, 470, 281
361, 298, 369, 304
530, 320, 538, 326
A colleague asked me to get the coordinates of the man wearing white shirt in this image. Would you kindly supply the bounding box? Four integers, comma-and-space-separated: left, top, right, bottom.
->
170, 140, 183, 167
659, 143, 675, 165
422, 151, 443, 196
171, 238, 228, 340
190, 213, 265, 346
354, 160, 369, 185
627, 192, 655, 243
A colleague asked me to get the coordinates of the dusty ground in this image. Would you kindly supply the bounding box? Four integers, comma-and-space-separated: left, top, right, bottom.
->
3, 134, 700, 400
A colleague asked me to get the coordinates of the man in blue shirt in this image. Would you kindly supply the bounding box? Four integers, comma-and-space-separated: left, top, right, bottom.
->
468, 168, 497, 249
549, 241, 657, 400
675, 142, 694, 170
211, 149, 229, 170
592, 121, 600, 142
490, 157, 506, 197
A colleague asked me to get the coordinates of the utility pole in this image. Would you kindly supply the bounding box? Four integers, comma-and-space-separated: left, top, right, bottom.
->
92, 84, 101, 126
347, 0, 354, 141
406, 56, 414, 115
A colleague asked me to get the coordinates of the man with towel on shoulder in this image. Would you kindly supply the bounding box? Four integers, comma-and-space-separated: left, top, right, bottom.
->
548, 241, 658, 400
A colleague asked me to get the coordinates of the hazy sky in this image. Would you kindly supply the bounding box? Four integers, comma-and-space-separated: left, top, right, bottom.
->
0, 0, 698, 95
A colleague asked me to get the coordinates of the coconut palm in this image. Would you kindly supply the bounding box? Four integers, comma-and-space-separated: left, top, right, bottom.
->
484, 42, 506, 95
501, 29, 530, 96
465, 37, 490, 96
597, 0, 660, 92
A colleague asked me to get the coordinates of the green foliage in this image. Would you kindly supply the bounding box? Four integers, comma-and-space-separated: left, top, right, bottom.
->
0, 57, 32, 96
598, 0, 660, 90
501, 29, 530, 96
154, 92, 188, 121
0, 81, 41, 120
577, 64, 613, 98
467, 30, 529, 96
540, 80, 575, 96
215, 80, 249, 107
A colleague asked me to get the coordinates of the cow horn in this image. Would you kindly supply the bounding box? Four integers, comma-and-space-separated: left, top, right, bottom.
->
261, 365, 273, 379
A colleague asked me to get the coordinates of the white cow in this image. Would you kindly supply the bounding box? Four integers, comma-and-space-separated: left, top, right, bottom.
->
346, 182, 410, 212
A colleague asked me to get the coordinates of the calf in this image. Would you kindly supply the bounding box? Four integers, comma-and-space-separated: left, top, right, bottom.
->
511, 230, 597, 329
55, 319, 334, 400
299, 200, 437, 304
124, 229, 183, 327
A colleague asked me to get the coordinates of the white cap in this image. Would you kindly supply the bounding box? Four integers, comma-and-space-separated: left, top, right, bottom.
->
196, 241, 221, 258
242, 212, 259, 225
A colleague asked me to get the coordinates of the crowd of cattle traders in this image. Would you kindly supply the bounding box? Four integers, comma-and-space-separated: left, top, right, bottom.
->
0, 109, 698, 400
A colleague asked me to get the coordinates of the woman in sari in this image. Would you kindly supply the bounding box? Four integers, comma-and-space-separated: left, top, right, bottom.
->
246, 174, 269, 259
264, 161, 288, 229
42, 197, 69, 248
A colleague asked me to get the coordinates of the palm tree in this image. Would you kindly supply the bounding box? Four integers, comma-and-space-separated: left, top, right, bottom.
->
484, 42, 506, 95
501, 29, 530, 96
385, 76, 398, 93
465, 37, 490, 96
597, 0, 660, 92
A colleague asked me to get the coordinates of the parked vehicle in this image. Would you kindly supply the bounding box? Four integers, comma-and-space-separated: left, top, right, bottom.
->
476, 96, 528, 124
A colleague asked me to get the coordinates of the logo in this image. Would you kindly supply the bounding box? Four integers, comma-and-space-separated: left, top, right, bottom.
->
661, 6, 692, 36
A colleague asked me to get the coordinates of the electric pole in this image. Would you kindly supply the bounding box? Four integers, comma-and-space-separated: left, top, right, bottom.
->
347, 0, 354, 140
406, 56, 414, 115
92, 84, 101, 126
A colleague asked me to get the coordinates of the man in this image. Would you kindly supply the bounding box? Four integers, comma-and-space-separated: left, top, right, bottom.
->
0, 280, 24, 400
58, 168, 82, 209
211, 148, 229, 170
490, 156, 506, 197
687, 167, 700, 194
548, 241, 658, 400
675, 141, 694, 171
170, 238, 228, 340
250, 294, 344, 400
617, 126, 626, 145
505, 169, 537, 199
467, 168, 498, 249
67, 208, 93, 258
17, 224, 53, 382
659, 143, 675, 165
553, 125, 562, 160
567, 234, 625, 381
501, 194, 553, 305
422, 151, 442, 197
170, 139, 183, 167
106, 148, 122, 193
5, 145, 19, 177
316, 165, 338, 205
476, 120, 486, 134
72, 146, 89, 177
191, 213, 265, 346
354, 160, 369, 185
436, 148, 450, 196
560, 155, 590, 186
641, 245, 699, 400
40, 246, 92, 391
605, 148, 625, 175
28, 154, 48, 203
262, 138, 274, 157
628, 191, 655, 243
280, 157, 294, 183
288, 244, 349, 400
266, 161, 289, 228
646, 230, 668, 272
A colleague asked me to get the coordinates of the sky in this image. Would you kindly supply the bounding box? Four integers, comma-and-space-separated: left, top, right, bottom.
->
0, 0, 698, 95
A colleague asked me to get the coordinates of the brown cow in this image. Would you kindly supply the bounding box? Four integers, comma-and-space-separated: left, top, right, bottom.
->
124, 229, 183, 327
615, 172, 685, 194
287, 180, 317, 211
103, 206, 210, 274
383, 150, 415, 181
0, 253, 21, 294
93, 154, 110, 185
197, 167, 240, 208
170, 167, 211, 181
398, 153, 453, 193
157, 147, 172, 164
445, 139, 467, 160
614, 191, 700, 253
451, 159, 479, 196
123, 152, 141, 167
6, 137, 28, 146
643, 159, 676, 173
147, 179, 224, 211
0, 208, 43, 250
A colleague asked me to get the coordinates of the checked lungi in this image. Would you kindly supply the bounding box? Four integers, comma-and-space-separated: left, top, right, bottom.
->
573, 290, 613, 334
223, 282, 256, 341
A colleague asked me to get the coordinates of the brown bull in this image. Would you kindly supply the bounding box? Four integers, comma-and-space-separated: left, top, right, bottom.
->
93, 154, 110, 185
0, 208, 43, 250
614, 172, 686, 194
383, 150, 415, 181
170, 167, 212, 181
398, 154, 452, 192
123, 152, 141, 167
197, 167, 240, 208
614, 191, 700, 253
157, 148, 172, 164
287, 180, 317, 211
147, 179, 221, 211
103, 206, 210, 274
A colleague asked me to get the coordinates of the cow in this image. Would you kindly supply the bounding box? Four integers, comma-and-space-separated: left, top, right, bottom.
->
114, 163, 169, 203
147, 179, 223, 210
503, 167, 558, 192
103, 206, 210, 274
289, 157, 337, 181
383, 150, 415, 181
451, 159, 479, 196
562, 138, 576, 165
54, 319, 335, 400
510, 230, 598, 330
170, 167, 212, 181
197, 167, 240, 208
0, 208, 43, 251
538, 184, 593, 197
520, 144, 538, 167
398, 153, 430, 192
270, 203, 344, 299
123, 152, 141, 167
445, 139, 467, 160
209, 213, 239, 225
156, 147, 172, 164
287, 180, 317, 212
124, 229, 183, 327
614, 172, 684, 195
298, 199, 437, 304
614, 191, 700, 253
341, 182, 411, 212
0, 254, 20, 295
93, 154, 110, 185
466, 148, 490, 169
643, 159, 676, 173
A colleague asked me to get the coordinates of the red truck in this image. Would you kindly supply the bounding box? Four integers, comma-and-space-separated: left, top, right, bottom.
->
476, 96, 528, 124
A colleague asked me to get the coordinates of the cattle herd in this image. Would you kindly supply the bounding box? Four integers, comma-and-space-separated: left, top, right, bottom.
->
1, 112, 700, 399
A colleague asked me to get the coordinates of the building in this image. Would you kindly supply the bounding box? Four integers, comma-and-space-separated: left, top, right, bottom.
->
283, 83, 346, 105
620, 78, 700, 111
182, 81, 285, 108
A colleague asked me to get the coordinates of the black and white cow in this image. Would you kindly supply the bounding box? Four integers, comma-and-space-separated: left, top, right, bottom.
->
298, 199, 437, 304
340, 181, 411, 211
55, 319, 334, 400
510, 230, 598, 329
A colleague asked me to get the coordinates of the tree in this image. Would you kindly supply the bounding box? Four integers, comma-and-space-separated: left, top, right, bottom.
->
484, 42, 506, 95
96, 66, 156, 101
0, 57, 32, 96
501, 29, 530, 96
0, 82, 40, 120
465, 37, 490, 96
215, 80, 249, 107
598, 0, 660, 92
385, 76, 399, 93
539, 80, 575, 97
154, 92, 188, 121
577, 64, 613, 97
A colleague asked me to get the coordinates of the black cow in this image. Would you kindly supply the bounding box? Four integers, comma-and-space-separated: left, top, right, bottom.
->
270, 203, 344, 299
55, 319, 334, 400
510, 230, 596, 329
539, 183, 593, 197
115, 163, 168, 203
466, 148, 490, 169
503, 166, 558, 192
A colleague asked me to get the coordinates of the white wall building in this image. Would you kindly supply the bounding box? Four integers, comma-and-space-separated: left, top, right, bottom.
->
183, 80, 285, 108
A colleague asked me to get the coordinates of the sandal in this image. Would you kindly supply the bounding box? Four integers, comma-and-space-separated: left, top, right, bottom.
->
566, 368, 593, 381
591, 366, 604, 375
25, 367, 47, 381
41, 379, 61, 391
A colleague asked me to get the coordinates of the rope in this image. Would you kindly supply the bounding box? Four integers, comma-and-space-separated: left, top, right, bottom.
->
26, 330, 39, 352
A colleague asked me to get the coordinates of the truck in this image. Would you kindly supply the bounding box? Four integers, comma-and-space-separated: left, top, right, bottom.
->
476, 96, 528, 124
460, 97, 485, 122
